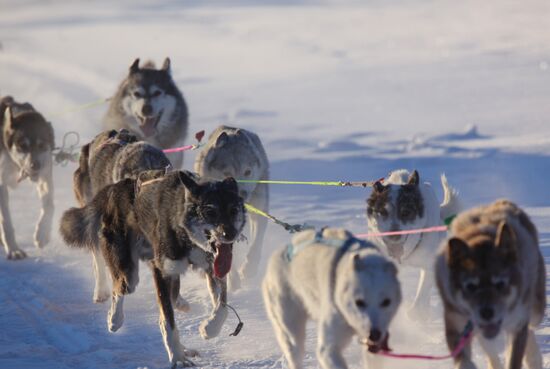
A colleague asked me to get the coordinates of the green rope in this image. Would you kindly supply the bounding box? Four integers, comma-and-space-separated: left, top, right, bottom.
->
237, 179, 379, 187
48, 97, 110, 118
244, 203, 312, 233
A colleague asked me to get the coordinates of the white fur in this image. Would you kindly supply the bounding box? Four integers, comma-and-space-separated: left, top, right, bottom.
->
262, 228, 401, 369
162, 258, 190, 276
367, 169, 461, 318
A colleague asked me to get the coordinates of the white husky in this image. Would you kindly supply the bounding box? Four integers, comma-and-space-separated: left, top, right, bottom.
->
366, 169, 461, 319
262, 228, 402, 369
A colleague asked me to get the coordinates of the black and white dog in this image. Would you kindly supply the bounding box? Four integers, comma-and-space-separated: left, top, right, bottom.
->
0, 96, 55, 259
60, 170, 246, 367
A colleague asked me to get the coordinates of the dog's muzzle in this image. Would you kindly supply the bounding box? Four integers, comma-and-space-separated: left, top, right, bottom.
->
359, 330, 391, 353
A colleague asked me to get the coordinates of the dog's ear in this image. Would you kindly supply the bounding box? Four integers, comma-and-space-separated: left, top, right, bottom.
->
215, 131, 229, 148
221, 177, 239, 195
162, 57, 171, 74
129, 58, 140, 74
353, 253, 362, 270
373, 180, 385, 193
3, 106, 14, 130
447, 237, 471, 269
407, 170, 419, 186
495, 221, 517, 262
178, 171, 200, 196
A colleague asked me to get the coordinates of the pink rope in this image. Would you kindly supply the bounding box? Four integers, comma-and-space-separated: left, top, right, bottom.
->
376, 323, 473, 361
162, 144, 197, 154
355, 225, 448, 239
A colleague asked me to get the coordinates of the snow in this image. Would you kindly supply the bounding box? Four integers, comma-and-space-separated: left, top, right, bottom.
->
0, 0, 549, 368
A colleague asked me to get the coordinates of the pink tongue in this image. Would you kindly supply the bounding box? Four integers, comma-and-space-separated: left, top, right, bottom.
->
213, 243, 233, 279
140, 118, 156, 137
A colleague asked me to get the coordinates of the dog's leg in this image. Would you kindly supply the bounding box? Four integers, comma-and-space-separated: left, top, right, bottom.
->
33, 174, 54, 248
408, 268, 432, 320
91, 247, 110, 303
170, 275, 190, 313
478, 335, 504, 369
505, 323, 528, 369
199, 270, 228, 339
0, 184, 25, 259
317, 315, 352, 369
239, 183, 268, 281
107, 292, 125, 332
523, 328, 542, 369
262, 282, 307, 369
445, 310, 475, 369
152, 265, 197, 367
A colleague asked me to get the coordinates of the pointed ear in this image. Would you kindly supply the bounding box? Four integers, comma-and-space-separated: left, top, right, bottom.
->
178, 171, 200, 196
222, 177, 239, 194
495, 221, 517, 262
447, 237, 470, 269
353, 253, 362, 270
162, 57, 171, 74
215, 132, 229, 148
373, 180, 385, 192
129, 58, 140, 74
3, 106, 13, 130
407, 170, 419, 186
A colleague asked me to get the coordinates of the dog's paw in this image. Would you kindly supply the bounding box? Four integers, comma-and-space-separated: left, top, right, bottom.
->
175, 295, 191, 313
182, 348, 200, 358
33, 226, 50, 249
6, 248, 27, 260
108, 305, 124, 332
199, 308, 228, 339
170, 357, 196, 368
93, 289, 110, 304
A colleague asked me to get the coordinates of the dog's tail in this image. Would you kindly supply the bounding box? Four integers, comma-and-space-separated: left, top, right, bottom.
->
59, 204, 101, 250
439, 174, 462, 223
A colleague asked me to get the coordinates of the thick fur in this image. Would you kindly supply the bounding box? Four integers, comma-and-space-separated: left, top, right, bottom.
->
60, 171, 246, 367
70, 128, 171, 303
435, 200, 545, 369
262, 228, 402, 369
366, 169, 461, 319
104, 58, 188, 169
0, 96, 55, 259
194, 125, 269, 290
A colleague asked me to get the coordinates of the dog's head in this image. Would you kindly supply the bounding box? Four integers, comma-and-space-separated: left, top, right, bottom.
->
335, 249, 402, 353
445, 221, 519, 339
2, 105, 54, 182
202, 128, 263, 200
177, 171, 246, 278
366, 170, 425, 261
120, 58, 180, 138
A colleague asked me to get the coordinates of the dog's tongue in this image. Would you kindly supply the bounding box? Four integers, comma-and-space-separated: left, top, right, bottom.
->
140, 117, 157, 137
213, 242, 233, 279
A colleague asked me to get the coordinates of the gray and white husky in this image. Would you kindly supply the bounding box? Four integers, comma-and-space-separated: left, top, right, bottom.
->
366, 169, 461, 319
0, 96, 55, 259
436, 200, 545, 369
104, 58, 188, 169
72, 129, 171, 303
262, 228, 401, 369
195, 125, 269, 290
60, 170, 246, 367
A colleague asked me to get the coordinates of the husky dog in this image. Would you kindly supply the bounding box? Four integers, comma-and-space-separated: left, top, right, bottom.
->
0, 96, 54, 260
73, 129, 171, 303
436, 200, 545, 369
60, 170, 246, 367
366, 169, 461, 319
262, 228, 402, 369
104, 58, 188, 169
195, 125, 269, 289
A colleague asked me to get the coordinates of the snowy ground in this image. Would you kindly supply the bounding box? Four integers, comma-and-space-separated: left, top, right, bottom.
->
0, 0, 549, 368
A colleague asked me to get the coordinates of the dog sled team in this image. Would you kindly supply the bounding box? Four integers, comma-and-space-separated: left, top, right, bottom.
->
0, 57, 545, 369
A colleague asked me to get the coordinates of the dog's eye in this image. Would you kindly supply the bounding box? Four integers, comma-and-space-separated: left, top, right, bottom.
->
152, 90, 162, 97
229, 206, 240, 217
492, 277, 508, 291
17, 142, 29, 152
244, 169, 251, 177
202, 207, 218, 220
380, 298, 391, 308
133, 91, 143, 98
355, 299, 367, 309
464, 281, 479, 293
400, 209, 411, 218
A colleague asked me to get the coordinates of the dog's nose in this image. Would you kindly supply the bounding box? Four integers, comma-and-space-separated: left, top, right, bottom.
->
30, 161, 41, 171
222, 228, 236, 241
369, 329, 382, 342
480, 306, 494, 321
142, 104, 153, 116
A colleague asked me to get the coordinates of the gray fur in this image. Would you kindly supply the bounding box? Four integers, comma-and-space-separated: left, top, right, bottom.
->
103, 58, 188, 169
195, 125, 269, 290
0, 96, 55, 260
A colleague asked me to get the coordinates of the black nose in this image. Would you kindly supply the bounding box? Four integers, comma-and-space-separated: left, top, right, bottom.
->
222, 228, 236, 241
369, 329, 382, 342
480, 306, 494, 321
30, 161, 41, 171
142, 104, 153, 116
